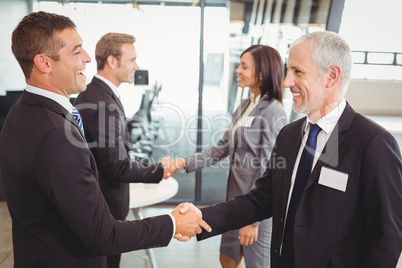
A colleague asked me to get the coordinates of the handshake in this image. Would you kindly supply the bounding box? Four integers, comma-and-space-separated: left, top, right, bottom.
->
160, 157, 187, 179
171, 202, 211, 242
158, 157, 211, 241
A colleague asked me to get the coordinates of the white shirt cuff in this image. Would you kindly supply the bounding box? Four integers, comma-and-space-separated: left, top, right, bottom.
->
169, 214, 176, 238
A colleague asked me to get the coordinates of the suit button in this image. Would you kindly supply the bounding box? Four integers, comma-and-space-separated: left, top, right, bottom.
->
274, 249, 278, 256
280, 218, 284, 224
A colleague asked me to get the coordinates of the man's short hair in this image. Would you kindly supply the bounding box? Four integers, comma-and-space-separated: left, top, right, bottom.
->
95, 33, 136, 71
292, 31, 353, 92
11, 11, 76, 79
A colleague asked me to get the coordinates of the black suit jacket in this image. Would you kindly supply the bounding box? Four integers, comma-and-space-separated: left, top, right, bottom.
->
0, 91, 172, 267
198, 103, 402, 268
74, 77, 163, 219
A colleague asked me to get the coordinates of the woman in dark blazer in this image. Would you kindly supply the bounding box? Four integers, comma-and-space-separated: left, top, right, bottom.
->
175, 45, 288, 268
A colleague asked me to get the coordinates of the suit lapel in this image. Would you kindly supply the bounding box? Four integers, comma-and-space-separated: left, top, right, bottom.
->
232, 98, 250, 124
305, 103, 355, 189
230, 99, 250, 155
280, 118, 306, 217
21, 91, 87, 141
92, 77, 126, 117
64, 112, 87, 141
248, 94, 270, 117
231, 95, 269, 145
111, 94, 126, 117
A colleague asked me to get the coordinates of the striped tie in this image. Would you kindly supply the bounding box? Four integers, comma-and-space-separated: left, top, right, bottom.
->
71, 106, 85, 135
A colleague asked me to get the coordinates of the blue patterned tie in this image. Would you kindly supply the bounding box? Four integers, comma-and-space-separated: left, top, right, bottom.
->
280, 123, 321, 268
71, 106, 85, 135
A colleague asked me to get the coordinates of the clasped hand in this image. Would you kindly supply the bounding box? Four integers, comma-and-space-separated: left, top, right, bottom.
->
171, 202, 211, 242
160, 157, 186, 179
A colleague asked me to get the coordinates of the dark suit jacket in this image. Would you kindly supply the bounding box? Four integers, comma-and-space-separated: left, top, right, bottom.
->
74, 77, 163, 219
198, 102, 402, 268
0, 91, 172, 267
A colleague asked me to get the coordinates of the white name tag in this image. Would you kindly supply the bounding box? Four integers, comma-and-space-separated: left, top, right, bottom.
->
318, 166, 348, 192
240, 116, 254, 127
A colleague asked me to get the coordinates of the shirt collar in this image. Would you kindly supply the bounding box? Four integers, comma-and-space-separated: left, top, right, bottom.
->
25, 84, 73, 113
250, 93, 261, 104
95, 74, 120, 99
305, 98, 347, 135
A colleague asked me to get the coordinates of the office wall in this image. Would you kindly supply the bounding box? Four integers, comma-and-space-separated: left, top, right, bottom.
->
345, 80, 402, 116
1, 1, 401, 117
0, 0, 28, 95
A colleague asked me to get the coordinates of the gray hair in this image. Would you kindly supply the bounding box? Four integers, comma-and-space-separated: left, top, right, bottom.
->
292, 31, 352, 93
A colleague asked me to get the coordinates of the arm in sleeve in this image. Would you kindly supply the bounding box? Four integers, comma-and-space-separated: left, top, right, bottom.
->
197, 162, 273, 241
185, 128, 231, 173
86, 106, 163, 183
359, 130, 402, 267
258, 106, 288, 177
35, 130, 172, 255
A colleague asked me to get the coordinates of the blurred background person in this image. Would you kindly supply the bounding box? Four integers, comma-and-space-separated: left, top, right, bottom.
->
170, 45, 288, 268
74, 32, 172, 268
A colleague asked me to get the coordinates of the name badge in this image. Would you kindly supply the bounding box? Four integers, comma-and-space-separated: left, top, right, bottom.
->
240, 116, 254, 127
318, 166, 348, 192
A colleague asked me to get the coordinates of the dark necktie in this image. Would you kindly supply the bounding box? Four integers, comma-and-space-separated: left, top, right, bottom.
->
280, 123, 321, 268
72, 106, 85, 135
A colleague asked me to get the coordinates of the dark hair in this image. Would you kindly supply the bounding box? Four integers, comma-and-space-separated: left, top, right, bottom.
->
11, 11, 76, 79
241, 45, 284, 103
95, 32, 136, 71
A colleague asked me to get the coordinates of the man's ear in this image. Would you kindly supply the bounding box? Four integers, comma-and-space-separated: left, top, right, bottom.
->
106, 55, 117, 69
33, 54, 52, 74
326, 65, 341, 88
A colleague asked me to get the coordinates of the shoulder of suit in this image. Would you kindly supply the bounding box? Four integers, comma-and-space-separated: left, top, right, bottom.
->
22, 91, 68, 116
76, 81, 110, 103
352, 112, 392, 137
258, 98, 286, 115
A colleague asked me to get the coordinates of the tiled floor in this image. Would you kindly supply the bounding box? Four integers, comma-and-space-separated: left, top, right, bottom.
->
0, 202, 13, 268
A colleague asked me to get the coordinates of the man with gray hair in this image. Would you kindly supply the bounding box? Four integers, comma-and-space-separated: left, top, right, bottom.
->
180, 31, 402, 267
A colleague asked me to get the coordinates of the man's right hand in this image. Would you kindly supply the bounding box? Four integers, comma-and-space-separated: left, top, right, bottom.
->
171, 202, 211, 242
